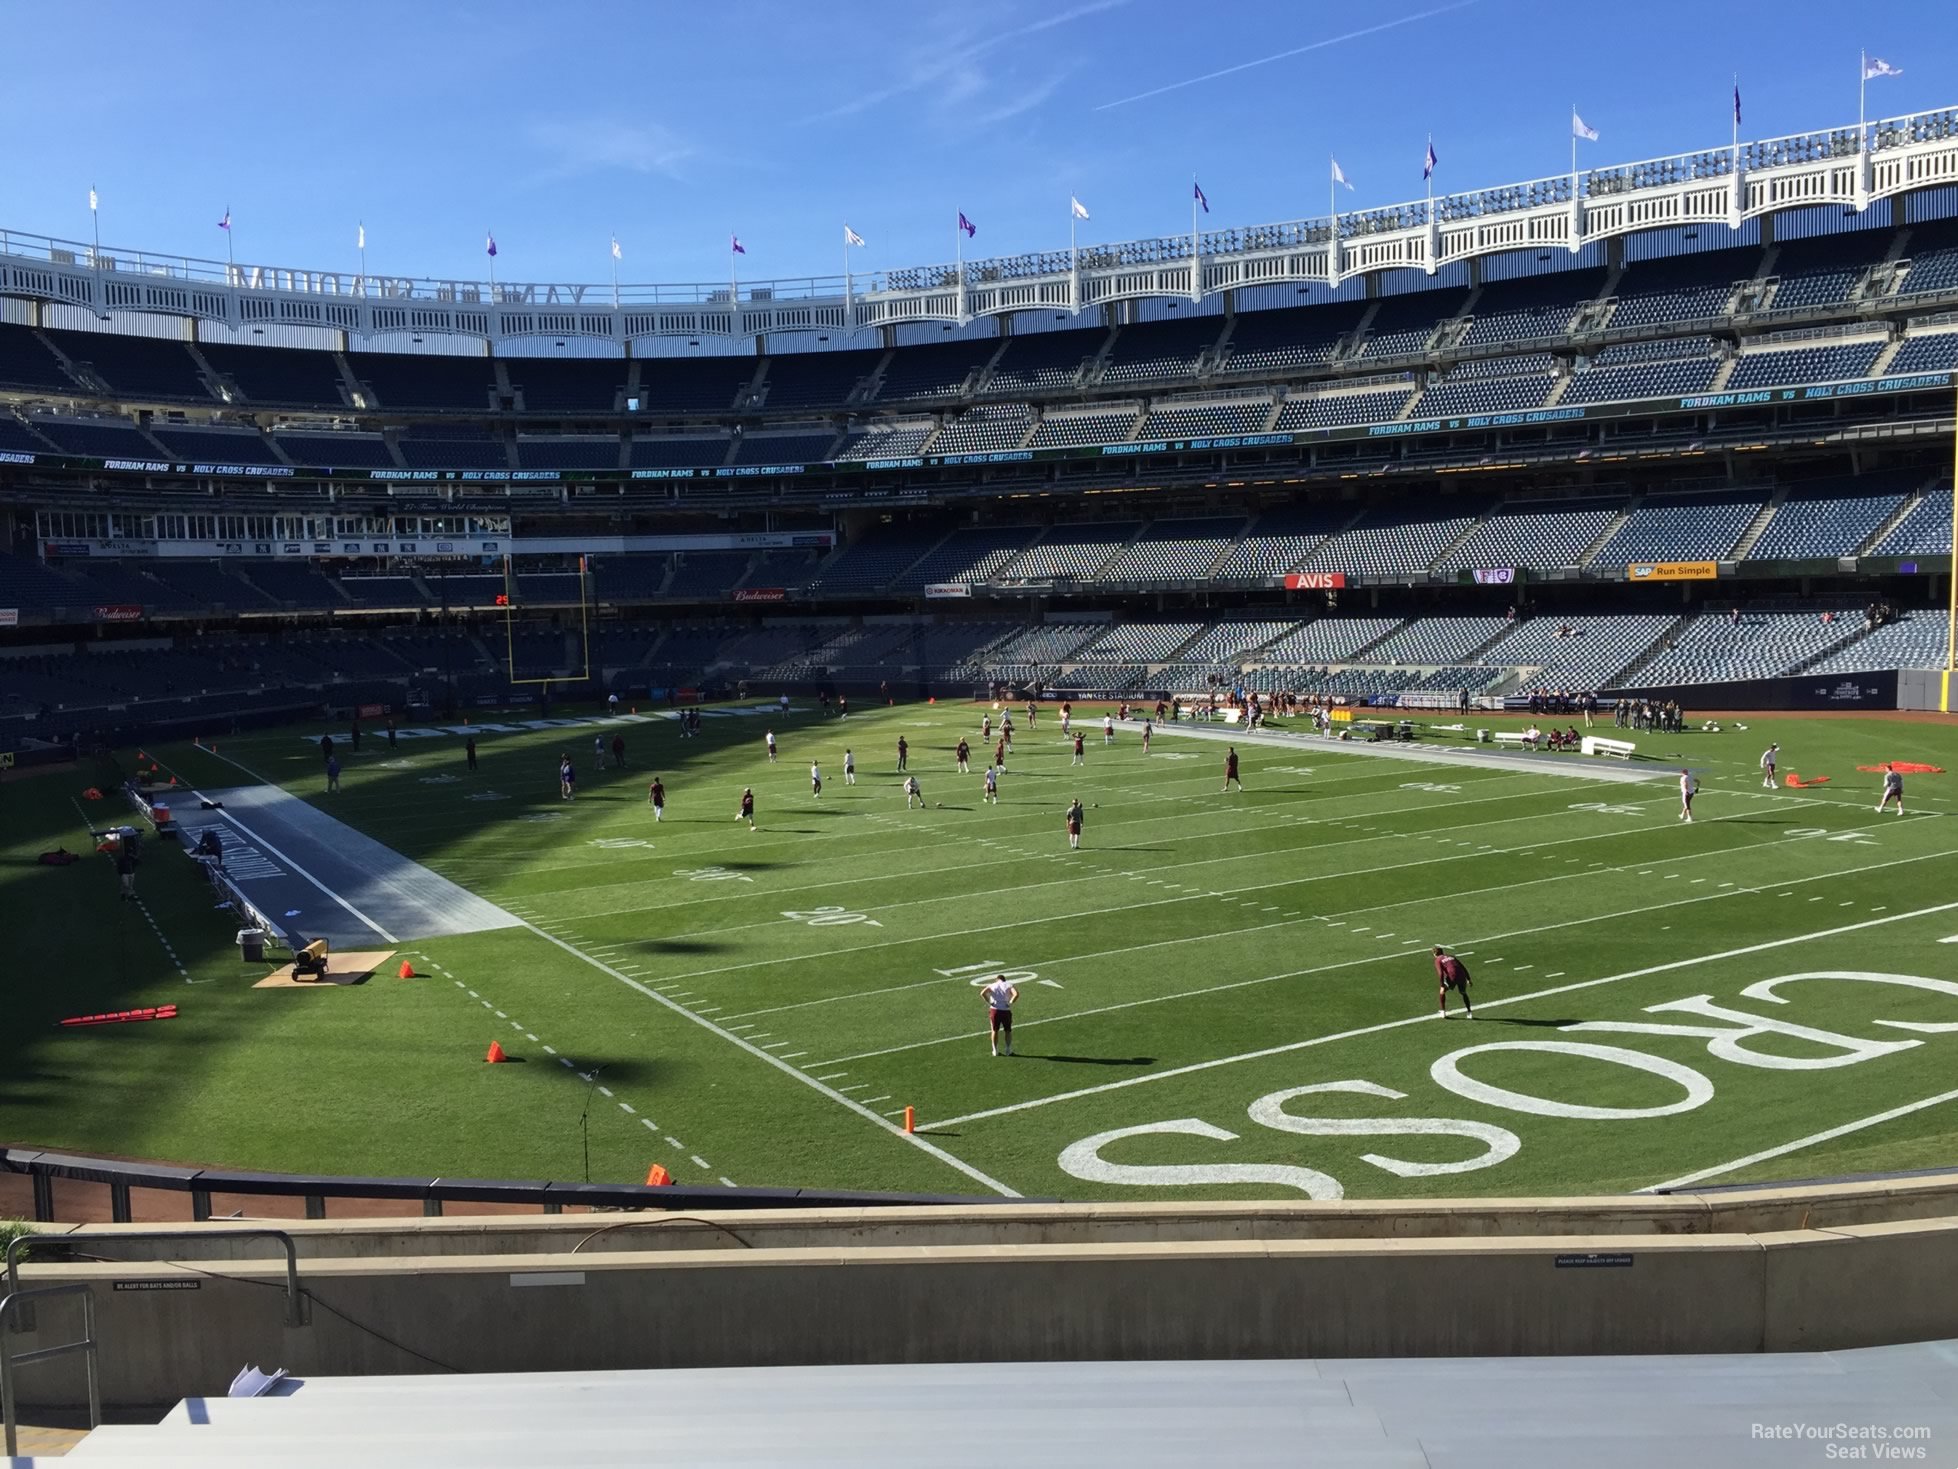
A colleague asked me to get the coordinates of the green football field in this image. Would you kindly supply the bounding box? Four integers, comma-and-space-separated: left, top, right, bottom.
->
6, 699, 1958, 1204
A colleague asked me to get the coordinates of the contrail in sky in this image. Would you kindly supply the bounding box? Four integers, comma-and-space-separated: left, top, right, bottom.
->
1094, 2, 1478, 112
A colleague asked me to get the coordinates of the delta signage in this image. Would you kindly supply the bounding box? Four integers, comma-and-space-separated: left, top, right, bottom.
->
1627, 561, 1719, 582
1284, 572, 1347, 590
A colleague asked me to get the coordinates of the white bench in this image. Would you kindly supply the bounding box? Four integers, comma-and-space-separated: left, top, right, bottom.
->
1581, 736, 1637, 759
1488, 731, 1530, 747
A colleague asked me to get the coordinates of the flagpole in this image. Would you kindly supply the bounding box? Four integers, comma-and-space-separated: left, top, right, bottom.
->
223, 209, 234, 274
1425, 136, 1433, 209
1191, 175, 1200, 298
487, 231, 497, 298
1732, 76, 1740, 159
358, 224, 367, 296
611, 236, 620, 310
90, 189, 101, 264
1070, 199, 1078, 312
1571, 104, 1578, 180
844, 232, 852, 326
1859, 50, 1867, 141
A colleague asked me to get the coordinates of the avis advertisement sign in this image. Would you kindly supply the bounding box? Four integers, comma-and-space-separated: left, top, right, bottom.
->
1284, 572, 1348, 590
1627, 561, 1718, 582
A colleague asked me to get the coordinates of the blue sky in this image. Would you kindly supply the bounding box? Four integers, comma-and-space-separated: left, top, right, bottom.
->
1, 0, 1947, 291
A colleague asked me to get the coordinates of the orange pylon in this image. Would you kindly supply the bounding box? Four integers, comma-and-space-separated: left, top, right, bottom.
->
645, 1164, 672, 1187
398, 960, 415, 979
903, 1105, 915, 1134
485, 1040, 507, 1063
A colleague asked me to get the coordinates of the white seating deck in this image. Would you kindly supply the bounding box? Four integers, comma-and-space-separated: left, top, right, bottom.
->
46, 1339, 1958, 1467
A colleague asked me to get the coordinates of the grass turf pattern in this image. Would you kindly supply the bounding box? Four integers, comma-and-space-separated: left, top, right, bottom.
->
4, 702, 1957, 1202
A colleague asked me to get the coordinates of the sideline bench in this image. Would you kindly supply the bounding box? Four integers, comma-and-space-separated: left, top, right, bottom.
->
1581, 736, 1637, 759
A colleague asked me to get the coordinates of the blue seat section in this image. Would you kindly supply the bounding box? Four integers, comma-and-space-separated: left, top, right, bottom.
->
345, 352, 496, 411
1273, 386, 1414, 430
0, 416, 48, 452
1097, 316, 1226, 386
33, 417, 158, 458
515, 437, 620, 470
1746, 473, 1919, 558
835, 422, 933, 460
1491, 614, 1677, 692
1605, 250, 1751, 330
1872, 482, 1952, 555
1808, 611, 1952, 672
1354, 290, 1469, 359
1633, 610, 1865, 684
44, 329, 211, 400
1457, 270, 1605, 349
759, 350, 883, 409
0, 325, 81, 392
892, 525, 1040, 590
1215, 504, 1351, 580
1299, 503, 1482, 576
1006, 523, 1143, 581
1766, 232, 1883, 313
801, 523, 945, 593
1028, 409, 1139, 448
199, 341, 351, 407
506, 359, 626, 413
731, 431, 836, 466
1137, 401, 1270, 438
661, 553, 750, 599
1098, 519, 1246, 583
1413, 365, 1556, 417
629, 435, 730, 468
636, 357, 755, 414
1439, 498, 1623, 571
397, 425, 507, 470
1220, 301, 1368, 376
1887, 333, 1958, 374
871, 340, 995, 402
1725, 340, 1884, 391
272, 433, 395, 468
982, 330, 1104, 394
149, 426, 281, 465
1593, 490, 1764, 563
932, 405, 1032, 454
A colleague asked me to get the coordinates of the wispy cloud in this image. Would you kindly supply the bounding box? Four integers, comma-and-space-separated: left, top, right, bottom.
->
806, 0, 1128, 124
1095, 2, 1476, 112
523, 117, 699, 179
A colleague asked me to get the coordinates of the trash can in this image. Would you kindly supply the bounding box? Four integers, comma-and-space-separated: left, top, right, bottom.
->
238, 928, 266, 963
152, 801, 171, 828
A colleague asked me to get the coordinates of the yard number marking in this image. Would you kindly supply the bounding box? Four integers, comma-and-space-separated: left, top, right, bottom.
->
784, 906, 881, 928
676, 866, 754, 883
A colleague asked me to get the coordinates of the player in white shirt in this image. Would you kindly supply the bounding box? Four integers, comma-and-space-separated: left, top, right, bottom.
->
904, 774, 924, 809
1877, 763, 1905, 814
1141, 719, 1153, 754
593, 735, 605, 766
982, 974, 1019, 1057
810, 761, 822, 797
983, 764, 999, 804
1103, 713, 1115, 745
1760, 743, 1779, 789
1678, 767, 1697, 822
843, 748, 856, 785
765, 730, 777, 763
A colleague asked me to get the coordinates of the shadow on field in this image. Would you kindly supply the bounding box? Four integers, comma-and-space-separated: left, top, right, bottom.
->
619, 937, 726, 956
1481, 1016, 1578, 1028
558, 1055, 661, 1086
1024, 1054, 1156, 1067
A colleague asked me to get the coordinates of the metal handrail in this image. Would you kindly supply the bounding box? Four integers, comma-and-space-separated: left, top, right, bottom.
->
5, 1229, 302, 1328
0, 1285, 100, 1458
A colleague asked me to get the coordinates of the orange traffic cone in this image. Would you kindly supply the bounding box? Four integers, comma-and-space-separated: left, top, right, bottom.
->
903, 1105, 915, 1134
644, 1164, 672, 1187
485, 1040, 506, 1063
398, 960, 415, 979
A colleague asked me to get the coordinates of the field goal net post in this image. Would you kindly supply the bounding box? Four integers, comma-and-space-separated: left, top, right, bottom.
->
502, 554, 596, 691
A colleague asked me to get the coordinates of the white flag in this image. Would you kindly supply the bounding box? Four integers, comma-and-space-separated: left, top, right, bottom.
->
1330, 157, 1354, 191
610, 236, 622, 260
1863, 56, 1902, 80
1070, 195, 1091, 220
844, 224, 865, 247
357, 223, 365, 250
89, 187, 98, 212
1572, 109, 1599, 142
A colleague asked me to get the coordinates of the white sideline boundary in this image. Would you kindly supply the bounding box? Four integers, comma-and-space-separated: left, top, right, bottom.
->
1645, 1085, 1958, 1193
927, 891, 1958, 1130
1155, 719, 1664, 782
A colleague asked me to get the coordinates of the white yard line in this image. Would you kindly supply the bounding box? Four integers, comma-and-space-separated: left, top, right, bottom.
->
924, 888, 1958, 1131
512, 920, 1020, 1197
1645, 1086, 1958, 1193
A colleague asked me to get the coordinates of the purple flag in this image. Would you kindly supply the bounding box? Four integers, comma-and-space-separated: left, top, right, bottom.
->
1193, 181, 1209, 214
1424, 139, 1438, 181
731, 234, 746, 255
1733, 82, 1741, 128
957, 212, 976, 238
485, 232, 497, 258
217, 209, 231, 232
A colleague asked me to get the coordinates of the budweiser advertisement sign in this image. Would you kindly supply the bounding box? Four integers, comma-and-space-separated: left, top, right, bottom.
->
95, 604, 143, 622
733, 587, 788, 602
1284, 572, 1347, 590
